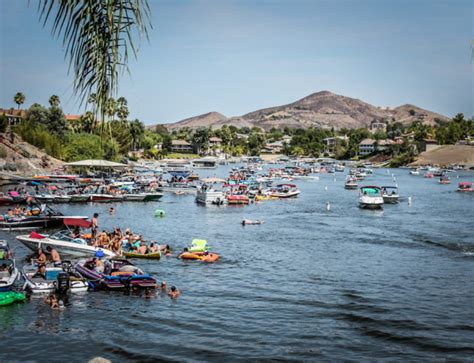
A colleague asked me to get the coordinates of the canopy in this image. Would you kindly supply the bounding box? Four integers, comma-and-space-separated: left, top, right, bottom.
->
64, 159, 128, 168
64, 218, 92, 228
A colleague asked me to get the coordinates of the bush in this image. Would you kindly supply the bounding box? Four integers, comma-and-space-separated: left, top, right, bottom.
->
64, 133, 104, 161
0, 115, 8, 133
14, 120, 63, 159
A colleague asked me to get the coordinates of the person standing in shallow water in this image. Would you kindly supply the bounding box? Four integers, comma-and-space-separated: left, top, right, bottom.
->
91, 213, 99, 241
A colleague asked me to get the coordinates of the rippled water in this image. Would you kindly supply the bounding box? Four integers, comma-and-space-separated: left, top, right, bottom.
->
1, 167, 473, 362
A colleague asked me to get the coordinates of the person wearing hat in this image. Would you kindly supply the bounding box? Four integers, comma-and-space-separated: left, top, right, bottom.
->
93, 251, 105, 273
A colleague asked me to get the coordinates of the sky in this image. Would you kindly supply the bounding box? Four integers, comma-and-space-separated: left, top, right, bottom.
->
0, 0, 472, 125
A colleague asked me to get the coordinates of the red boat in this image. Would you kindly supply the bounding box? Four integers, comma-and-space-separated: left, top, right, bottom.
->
227, 195, 250, 205
424, 172, 433, 178
457, 182, 473, 192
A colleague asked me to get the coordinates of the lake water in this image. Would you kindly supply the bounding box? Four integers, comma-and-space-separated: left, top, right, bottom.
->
1, 166, 473, 362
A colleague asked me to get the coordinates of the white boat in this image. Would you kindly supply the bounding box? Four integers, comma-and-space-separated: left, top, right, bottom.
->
359, 186, 384, 209
344, 176, 358, 190
22, 263, 88, 294
51, 195, 71, 203
195, 188, 226, 205
122, 194, 147, 201
381, 186, 399, 204
409, 169, 420, 175
291, 175, 319, 180
16, 231, 116, 259
335, 164, 345, 172
269, 184, 301, 198
69, 194, 90, 203
192, 157, 218, 169
0, 241, 19, 291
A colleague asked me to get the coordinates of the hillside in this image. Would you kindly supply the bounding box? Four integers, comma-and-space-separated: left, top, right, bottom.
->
0, 133, 63, 174
158, 91, 449, 131
410, 145, 474, 168
160, 112, 227, 131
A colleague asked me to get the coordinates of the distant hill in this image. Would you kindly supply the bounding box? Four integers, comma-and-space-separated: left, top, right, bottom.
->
152, 91, 449, 131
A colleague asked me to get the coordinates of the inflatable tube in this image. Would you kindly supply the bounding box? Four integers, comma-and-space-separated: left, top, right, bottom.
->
154, 209, 165, 217
124, 251, 161, 260
179, 252, 220, 262
179, 252, 203, 260
201, 253, 219, 262
0, 291, 26, 306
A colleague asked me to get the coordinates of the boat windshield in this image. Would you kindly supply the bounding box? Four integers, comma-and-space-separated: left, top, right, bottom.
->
361, 188, 380, 195
50, 230, 87, 245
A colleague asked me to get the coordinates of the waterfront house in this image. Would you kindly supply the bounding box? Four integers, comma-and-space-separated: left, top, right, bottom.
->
358, 139, 395, 156
171, 139, 193, 153
323, 136, 349, 154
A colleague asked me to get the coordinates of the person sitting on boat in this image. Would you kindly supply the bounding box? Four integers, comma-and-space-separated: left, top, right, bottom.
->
168, 286, 180, 299
33, 264, 46, 279
0, 263, 8, 272
36, 248, 47, 267
92, 257, 104, 273
6, 209, 13, 221
46, 246, 62, 267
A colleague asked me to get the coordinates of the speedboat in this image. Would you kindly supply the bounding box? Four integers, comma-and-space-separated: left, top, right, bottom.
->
0, 193, 26, 205
89, 194, 124, 202
0, 206, 88, 231
335, 164, 345, 172
409, 169, 420, 175
359, 186, 384, 209
381, 186, 399, 204
424, 172, 434, 178
0, 241, 19, 291
69, 194, 90, 203
456, 182, 473, 192
439, 175, 450, 184
269, 184, 301, 198
22, 262, 88, 294
16, 219, 116, 258
344, 176, 358, 190
158, 183, 198, 194
227, 194, 251, 205
122, 193, 147, 202
75, 259, 157, 290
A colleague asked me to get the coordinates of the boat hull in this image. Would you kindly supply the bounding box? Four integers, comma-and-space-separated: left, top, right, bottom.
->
16, 235, 116, 258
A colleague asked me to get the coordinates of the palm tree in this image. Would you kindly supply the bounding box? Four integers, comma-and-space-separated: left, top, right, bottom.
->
81, 111, 96, 134
116, 106, 130, 123
105, 98, 117, 120
49, 95, 60, 107
116, 97, 128, 108
14, 92, 25, 109
36, 1, 151, 123
130, 120, 145, 151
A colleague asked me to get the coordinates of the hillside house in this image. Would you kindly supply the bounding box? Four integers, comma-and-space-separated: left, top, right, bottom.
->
358, 139, 395, 156
0, 108, 26, 126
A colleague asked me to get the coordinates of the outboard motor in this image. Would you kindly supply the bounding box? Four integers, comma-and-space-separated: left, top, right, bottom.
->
56, 272, 71, 295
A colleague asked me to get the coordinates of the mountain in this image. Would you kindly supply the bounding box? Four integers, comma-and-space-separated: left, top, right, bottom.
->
154, 91, 449, 131
155, 112, 227, 131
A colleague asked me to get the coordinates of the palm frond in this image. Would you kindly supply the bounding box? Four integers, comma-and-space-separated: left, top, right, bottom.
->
36, 0, 151, 123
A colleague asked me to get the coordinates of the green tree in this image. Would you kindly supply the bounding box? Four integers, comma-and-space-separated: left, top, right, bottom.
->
64, 133, 104, 161
192, 128, 211, 155
26, 103, 49, 125
130, 119, 145, 151
14, 92, 25, 109
47, 106, 67, 138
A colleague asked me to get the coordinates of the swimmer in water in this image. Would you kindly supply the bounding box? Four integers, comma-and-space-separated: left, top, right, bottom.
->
168, 286, 180, 299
